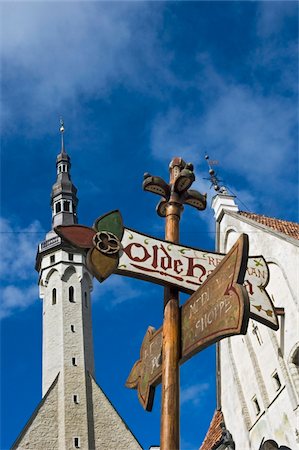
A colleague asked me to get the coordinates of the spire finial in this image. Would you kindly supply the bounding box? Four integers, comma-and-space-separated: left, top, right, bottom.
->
204, 154, 228, 194
60, 117, 65, 153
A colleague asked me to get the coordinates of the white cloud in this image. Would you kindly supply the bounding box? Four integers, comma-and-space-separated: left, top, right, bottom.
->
0, 284, 38, 319
0, 217, 44, 281
0, 217, 43, 319
181, 382, 210, 406
92, 274, 142, 308
1, 2, 169, 133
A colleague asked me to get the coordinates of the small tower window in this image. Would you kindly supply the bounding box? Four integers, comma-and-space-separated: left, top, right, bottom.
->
84, 292, 88, 308
74, 437, 80, 448
63, 164, 67, 172
64, 201, 70, 212
252, 396, 261, 415
69, 286, 75, 303
55, 202, 61, 213
52, 288, 57, 305
50, 255, 55, 263
71, 324, 75, 332
68, 253, 74, 261
73, 394, 79, 404
272, 371, 282, 391
72, 357, 77, 366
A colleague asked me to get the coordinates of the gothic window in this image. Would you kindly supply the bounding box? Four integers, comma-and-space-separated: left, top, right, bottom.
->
74, 437, 80, 448
252, 396, 261, 415
63, 201, 70, 212
55, 202, 61, 213
272, 371, 281, 391
84, 292, 88, 308
52, 288, 57, 305
69, 286, 75, 302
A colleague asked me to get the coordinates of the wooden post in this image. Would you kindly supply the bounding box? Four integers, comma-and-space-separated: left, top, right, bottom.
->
161, 159, 184, 450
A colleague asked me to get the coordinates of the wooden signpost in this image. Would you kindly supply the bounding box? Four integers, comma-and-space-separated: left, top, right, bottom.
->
126, 233, 250, 411
55, 157, 278, 450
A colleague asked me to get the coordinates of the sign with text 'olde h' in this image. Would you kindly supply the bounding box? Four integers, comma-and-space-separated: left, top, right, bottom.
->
126, 234, 250, 410
55, 210, 278, 331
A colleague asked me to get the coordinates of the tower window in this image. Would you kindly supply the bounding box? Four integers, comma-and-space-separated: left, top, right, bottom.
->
69, 286, 75, 303
63, 201, 70, 212
63, 164, 66, 172
52, 288, 57, 305
55, 202, 61, 213
74, 437, 80, 448
84, 292, 88, 308
72, 357, 77, 366
73, 394, 79, 404
272, 371, 282, 391
252, 396, 261, 415
68, 253, 74, 261
71, 324, 75, 332
50, 255, 55, 263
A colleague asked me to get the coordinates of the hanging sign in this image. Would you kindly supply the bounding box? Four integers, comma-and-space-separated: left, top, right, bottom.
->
126, 234, 250, 410
55, 210, 278, 330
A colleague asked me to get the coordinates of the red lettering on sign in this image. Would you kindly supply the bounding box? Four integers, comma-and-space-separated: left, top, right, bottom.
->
160, 244, 172, 271
186, 258, 206, 283
123, 243, 151, 263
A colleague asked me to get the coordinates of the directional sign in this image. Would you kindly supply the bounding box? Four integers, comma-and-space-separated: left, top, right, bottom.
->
181, 233, 249, 363
126, 327, 162, 411
55, 210, 278, 330
126, 234, 250, 409
118, 228, 277, 330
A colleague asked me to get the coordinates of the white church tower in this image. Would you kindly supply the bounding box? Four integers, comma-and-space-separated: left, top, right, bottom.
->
12, 123, 142, 450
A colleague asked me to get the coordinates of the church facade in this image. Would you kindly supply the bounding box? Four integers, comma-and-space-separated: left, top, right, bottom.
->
200, 192, 299, 450
12, 131, 142, 450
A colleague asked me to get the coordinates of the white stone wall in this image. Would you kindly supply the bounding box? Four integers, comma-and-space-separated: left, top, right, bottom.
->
90, 374, 142, 450
13, 376, 59, 450
216, 207, 299, 449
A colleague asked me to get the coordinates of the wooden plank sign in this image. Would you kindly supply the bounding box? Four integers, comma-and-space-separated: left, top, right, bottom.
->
126, 327, 162, 411
117, 228, 277, 330
181, 233, 250, 363
126, 234, 250, 409
55, 210, 278, 330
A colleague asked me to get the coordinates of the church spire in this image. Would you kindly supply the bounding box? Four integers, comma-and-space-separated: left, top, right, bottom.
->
50, 120, 79, 228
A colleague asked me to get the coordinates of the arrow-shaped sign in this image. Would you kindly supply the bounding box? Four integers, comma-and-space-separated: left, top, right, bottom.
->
126, 234, 250, 410
55, 210, 278, 330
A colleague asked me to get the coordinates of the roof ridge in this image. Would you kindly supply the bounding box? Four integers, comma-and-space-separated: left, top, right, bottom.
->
238, 211, 299, 240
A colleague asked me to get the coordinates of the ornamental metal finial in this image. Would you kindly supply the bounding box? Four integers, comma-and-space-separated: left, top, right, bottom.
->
59, 117, 65, 152
205, 154, 227, 194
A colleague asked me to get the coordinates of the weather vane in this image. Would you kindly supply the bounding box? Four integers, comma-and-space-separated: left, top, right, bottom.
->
205, 154, 227, 194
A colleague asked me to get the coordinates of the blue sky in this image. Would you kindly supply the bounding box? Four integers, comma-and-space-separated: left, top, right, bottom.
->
0, 1, 298, 449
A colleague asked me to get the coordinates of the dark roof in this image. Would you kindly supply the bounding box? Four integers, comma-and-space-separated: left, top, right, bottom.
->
239, 211, 299, 240
199, 410, 224, 450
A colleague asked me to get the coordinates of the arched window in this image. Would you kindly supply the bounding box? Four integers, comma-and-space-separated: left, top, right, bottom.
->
69, 286, 75, 303
52, 288, 57, 305
55, 202, 61, 213
63, 201, 70, 212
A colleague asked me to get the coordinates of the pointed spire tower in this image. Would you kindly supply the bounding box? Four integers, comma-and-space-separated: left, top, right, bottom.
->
13, 122, 142, 450
50, 119, 78, 229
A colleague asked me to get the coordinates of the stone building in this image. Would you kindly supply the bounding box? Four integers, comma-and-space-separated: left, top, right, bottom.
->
12, 128, 142, 450
200, 190, 299, 450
